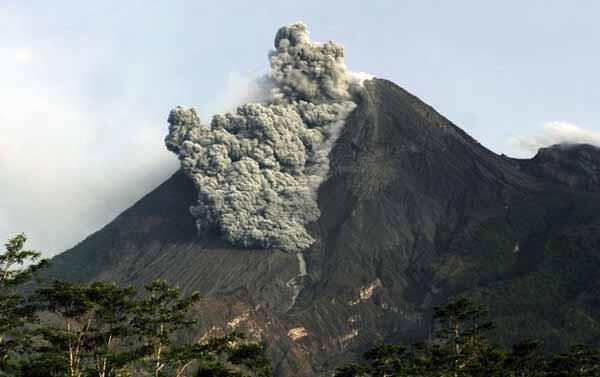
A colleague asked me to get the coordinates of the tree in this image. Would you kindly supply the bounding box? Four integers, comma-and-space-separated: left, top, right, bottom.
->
34, 280, 97, 377
210, 334, 272, 377
331, 298, 508, 377
0, 234, 48, 372
503, 340, 547, 377
0, 234, 273, 376
333, 363, 370, 377
33, 281, 139, 377
430, 297, 496, 377
363, 344, 418, 377
193, 333, 272, 377
548, 344, 600, 377
132, 279, 200, 377
85, 282, 138, 377
332, 343, 431, 377
19, 351, 68, 377
30, 278, 271, 377
467, 346, 506, 377
131, 280, 273, 377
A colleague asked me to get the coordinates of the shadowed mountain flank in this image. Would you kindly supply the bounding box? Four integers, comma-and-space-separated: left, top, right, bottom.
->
46, 79, 600, 376
516, 143, 600, 191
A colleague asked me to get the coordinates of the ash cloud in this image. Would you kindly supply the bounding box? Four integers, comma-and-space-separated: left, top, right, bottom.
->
165, 22, 368, 252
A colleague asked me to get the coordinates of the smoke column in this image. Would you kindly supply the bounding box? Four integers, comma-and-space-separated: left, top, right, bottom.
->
165, 22, 368, 252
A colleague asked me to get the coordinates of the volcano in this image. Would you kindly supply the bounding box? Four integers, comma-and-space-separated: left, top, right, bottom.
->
45, 78, 600, 376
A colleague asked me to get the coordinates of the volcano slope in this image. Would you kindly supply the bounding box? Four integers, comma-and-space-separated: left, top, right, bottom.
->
46, 79, 600, 376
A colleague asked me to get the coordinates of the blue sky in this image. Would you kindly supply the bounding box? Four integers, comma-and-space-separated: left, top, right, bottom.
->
1, 1, 599, 256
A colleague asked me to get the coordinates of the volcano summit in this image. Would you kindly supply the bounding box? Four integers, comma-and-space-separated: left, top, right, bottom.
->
46, 23, 600, 376
165, 22, 364, 252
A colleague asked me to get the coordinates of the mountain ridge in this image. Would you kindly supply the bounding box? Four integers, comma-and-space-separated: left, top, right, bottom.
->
46, 78, 600, 376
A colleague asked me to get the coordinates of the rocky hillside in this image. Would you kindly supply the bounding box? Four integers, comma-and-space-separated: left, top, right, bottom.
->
46, 79, 600, 376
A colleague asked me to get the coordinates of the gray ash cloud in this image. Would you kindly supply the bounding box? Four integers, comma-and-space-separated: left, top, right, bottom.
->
165, 22, 369, 252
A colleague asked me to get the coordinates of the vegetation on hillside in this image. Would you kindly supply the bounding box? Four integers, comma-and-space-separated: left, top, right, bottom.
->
2, 234, 598, 377
0, 235, 271, 377
334, 298, 599, 377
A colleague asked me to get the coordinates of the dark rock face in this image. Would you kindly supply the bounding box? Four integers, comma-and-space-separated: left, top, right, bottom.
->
47, 79, 600, 376
517, 144, 600, 191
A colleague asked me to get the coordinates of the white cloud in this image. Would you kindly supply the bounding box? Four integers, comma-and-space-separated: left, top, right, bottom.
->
0, 16, 273, 258
509, 121, 600, 157
0, 43, 178, 257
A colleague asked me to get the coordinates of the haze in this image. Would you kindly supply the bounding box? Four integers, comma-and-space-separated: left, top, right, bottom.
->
1, 1, 599, 257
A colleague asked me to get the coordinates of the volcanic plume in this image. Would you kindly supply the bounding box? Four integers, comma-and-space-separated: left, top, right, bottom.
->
165, 22, 368, 252
46, 20, 600, 377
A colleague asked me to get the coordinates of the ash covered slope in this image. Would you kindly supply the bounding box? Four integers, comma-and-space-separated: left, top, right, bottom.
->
46, 79, 600, 376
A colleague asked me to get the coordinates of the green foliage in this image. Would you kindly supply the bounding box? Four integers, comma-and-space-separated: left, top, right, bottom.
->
129, 281, 272, 376
32, 280, 139, 377
0, 234, 48, 372
452, 190, 600, 350
548, 345, 600, 377
18, 352, 68, 377
430, 298, 495, 376
364, 344, 417, 376
85, 282, 139, 376
504, 340, 547, 377
332, 364, 370, 377
0, 240, 272, 377
132, 279, 201, 377
190, 333, 272, 377
334, 297, 600, 377
224, 339, 272, 376
28, 278, 272, 377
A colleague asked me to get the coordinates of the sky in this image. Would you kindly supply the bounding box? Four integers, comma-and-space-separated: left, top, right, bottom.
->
1, 0, 599, 257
